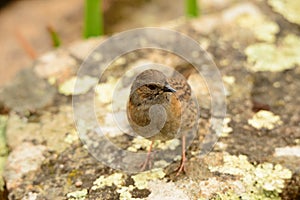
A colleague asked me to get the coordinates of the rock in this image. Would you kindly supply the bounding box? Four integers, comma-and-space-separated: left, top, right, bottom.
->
2, 1, 300, 199
6, 106, 77, 153
148, 180, 189, 200
0, 69, 56, 113
34, 49, 78, 84
68, 37, 105, 61
3, 142, 46, 190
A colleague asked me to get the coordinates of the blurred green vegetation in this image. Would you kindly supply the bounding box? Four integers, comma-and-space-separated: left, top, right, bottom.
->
185, 0, 199, 18
84, 0, 104, 38
0, 115, 8, 192
47, 25, 61, 48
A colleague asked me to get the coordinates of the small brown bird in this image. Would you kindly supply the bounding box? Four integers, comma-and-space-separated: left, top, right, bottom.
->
127, 69, 197, 175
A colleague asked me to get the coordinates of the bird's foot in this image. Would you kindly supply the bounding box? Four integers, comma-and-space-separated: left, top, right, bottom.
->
140, 141, 154, 171
140, 156, 153, 171
176, 156, 186, 176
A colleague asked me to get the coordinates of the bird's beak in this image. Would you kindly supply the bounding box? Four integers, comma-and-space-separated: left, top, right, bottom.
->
163, 84, 176, 93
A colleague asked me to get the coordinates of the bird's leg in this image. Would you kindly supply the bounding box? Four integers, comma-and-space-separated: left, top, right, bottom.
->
176, 133, 186, 176
141, 140, 154, 171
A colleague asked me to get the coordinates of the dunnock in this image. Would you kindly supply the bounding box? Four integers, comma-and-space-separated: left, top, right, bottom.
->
127, 69, 197, 175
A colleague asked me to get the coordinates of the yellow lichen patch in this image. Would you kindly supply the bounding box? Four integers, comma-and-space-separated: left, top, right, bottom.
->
91, 173, 125, 190
132, 168, 166, 190
253, 163, 292, 193
95, 77, 118, 104
127, 137, 180, 152
153, 160, 170, 168
91, 172, 150, 199
220, 117, 233, 137
209, 153, 292, 199
237, 14, 279, 42
66, 189, 88, 200
222, 76, 235, 85
127, 137, 152, 152
268, 0, 300, 25
117, 185, 134, 200
245, 34, 300, 72
59, 76, 98, 96
90, 169, 165, 198
209, 154, 255, 175
117, 185, 144, 200
156, 138, 180, 150
222, 76, 236, 97
248, 110, 282, 130
6, 106, 76, 153
64, 130, 79, 144
274, 146, 300, 157
47, 76, 57, 85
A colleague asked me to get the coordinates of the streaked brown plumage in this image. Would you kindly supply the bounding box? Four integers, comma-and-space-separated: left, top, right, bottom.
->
127, 69, 197, 174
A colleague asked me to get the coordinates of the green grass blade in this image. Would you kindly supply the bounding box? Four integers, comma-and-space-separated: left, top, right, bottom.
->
84, 0, 104, 38
47, 25, 61, 48
185, 0, 200, 18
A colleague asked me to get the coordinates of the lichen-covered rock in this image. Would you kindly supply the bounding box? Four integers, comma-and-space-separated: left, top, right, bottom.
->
3, 142, 47, 190
2, 1, 300, 199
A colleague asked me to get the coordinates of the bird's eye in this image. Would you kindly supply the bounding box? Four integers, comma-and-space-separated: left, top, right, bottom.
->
147, 85, 156, 90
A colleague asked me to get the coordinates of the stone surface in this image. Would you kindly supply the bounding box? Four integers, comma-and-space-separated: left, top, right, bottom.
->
3, 142, 47, 190
2, 1, 300, 199
0, 69, 56, 113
